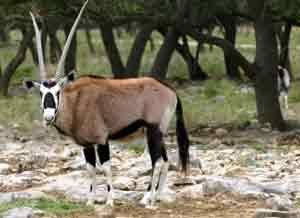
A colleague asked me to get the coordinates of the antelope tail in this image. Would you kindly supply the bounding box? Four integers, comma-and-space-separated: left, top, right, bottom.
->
175, 95, 190, 174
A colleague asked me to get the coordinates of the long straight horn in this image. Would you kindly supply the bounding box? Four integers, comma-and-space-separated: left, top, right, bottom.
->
55, 0, 89, 80
30, 12, 46, 80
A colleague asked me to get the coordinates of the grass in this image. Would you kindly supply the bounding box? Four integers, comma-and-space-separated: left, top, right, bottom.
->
0, 94, 41, 132
0, 198, 92, 216
1, 27, 300, 132
127, 143, 146, 154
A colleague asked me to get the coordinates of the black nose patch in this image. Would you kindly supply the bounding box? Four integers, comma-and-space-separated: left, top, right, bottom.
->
42, 80, 57, 88
44, 93, 56, 108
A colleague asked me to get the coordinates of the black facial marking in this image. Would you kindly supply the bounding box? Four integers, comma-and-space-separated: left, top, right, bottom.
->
42, 80, 57, 88
44, 93, 56, 108
109, 120, 148, 140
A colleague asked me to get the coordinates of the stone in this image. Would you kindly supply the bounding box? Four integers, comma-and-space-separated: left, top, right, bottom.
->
215, 128, 228, 137
113, 176, 136, 191
0, 193, 14, 204
0, 163, 10, 175
177, 184, 204, 199
2, 207, 44, 218
254, 209, 300, 218
266, 195, 293, 211
95, 205, 114, 218
135, 176, 151, 191
113, 190, 144, 202
157, 188, 176, 203
201, 176, 265, 198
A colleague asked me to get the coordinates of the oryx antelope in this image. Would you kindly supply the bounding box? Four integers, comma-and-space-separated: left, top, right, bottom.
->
24, 1, 190, 208
277, 65, 291, 110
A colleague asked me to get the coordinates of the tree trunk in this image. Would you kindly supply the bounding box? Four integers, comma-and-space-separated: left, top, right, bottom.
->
125, 23, 154, 77
85, 28, 96, 55
64, 23, 77, 75
49, 30, 62, 64
181, 35, 208, 80
46, 18, 62, 64
250, 2, 285, 130
28, 35, 39, 66
0, 29, 32, 96
100, 24, 127, 78
150, 0, 189, 79
41, 21, 48, 64
150, 27, 180, 79
0, 28, 9, 42
220, 15, 241, 80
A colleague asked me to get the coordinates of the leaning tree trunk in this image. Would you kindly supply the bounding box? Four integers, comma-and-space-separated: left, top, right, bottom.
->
125, 23, 155, 77
157, 27, 208, 80
181, 35, 208, 80
41, 20, 48, 64
48, 18, 62, 64
28, 35, 39, 66
251, 2, 285, 130
49, 30, 62, 64
99, 24, 127, 78
85, 28, 96, 55
150, 0, 189, 79
150, 27, 180, 79
220, 15, 241, 80
0, 28, 9, 42
0, 29, 32, 96
64, 23, 77, 75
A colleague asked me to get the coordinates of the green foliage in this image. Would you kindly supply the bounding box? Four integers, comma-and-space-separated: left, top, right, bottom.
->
0, 198, 92, 216
0, 94, 41, 131
128, 143, 145, 154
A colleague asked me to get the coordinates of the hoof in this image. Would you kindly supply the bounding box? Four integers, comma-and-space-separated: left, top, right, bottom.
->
86, 199, 95, 206
140, 192, 151, 206
105, 199, 114, 207
145, 204, 158, 210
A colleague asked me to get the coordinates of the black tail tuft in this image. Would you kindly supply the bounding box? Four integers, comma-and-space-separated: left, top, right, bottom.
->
175, 95, 190, 174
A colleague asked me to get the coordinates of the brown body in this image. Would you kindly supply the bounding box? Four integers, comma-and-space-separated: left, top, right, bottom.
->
55, 76, 177, 146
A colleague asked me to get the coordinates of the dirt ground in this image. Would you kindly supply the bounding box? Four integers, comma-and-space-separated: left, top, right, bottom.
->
66, 194, 265, 218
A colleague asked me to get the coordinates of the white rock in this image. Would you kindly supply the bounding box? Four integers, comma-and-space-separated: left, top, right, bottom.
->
113, 176, 136, 191
2, 207, 44, 218
266, 195, 293, 211
178, 184, 204, 199
0, 163, 10, 175
254, 208, 300, 218
157, 188, 176, 203
215, 128, 228, 137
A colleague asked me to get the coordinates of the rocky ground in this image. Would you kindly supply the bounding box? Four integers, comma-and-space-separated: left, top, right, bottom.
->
1, 123, 300, 218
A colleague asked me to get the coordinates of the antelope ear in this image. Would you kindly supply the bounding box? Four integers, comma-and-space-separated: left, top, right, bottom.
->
58, 70, 76, 87
23, 80, 40, 90
67, 70, 75, 82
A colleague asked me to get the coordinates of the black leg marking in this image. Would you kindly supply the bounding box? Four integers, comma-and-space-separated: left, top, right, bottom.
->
147, 125, 167, 167
97, 143, 110, 164
83, 147, 96, 167
90, 184, 93, 192
107, 184, 111, 192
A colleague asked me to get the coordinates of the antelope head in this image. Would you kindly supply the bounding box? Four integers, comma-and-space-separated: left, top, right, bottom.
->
24, 1, 88, 125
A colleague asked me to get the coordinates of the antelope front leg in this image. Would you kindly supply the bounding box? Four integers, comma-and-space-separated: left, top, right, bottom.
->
83, 148, 97, 205
95, 144, 114, 207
